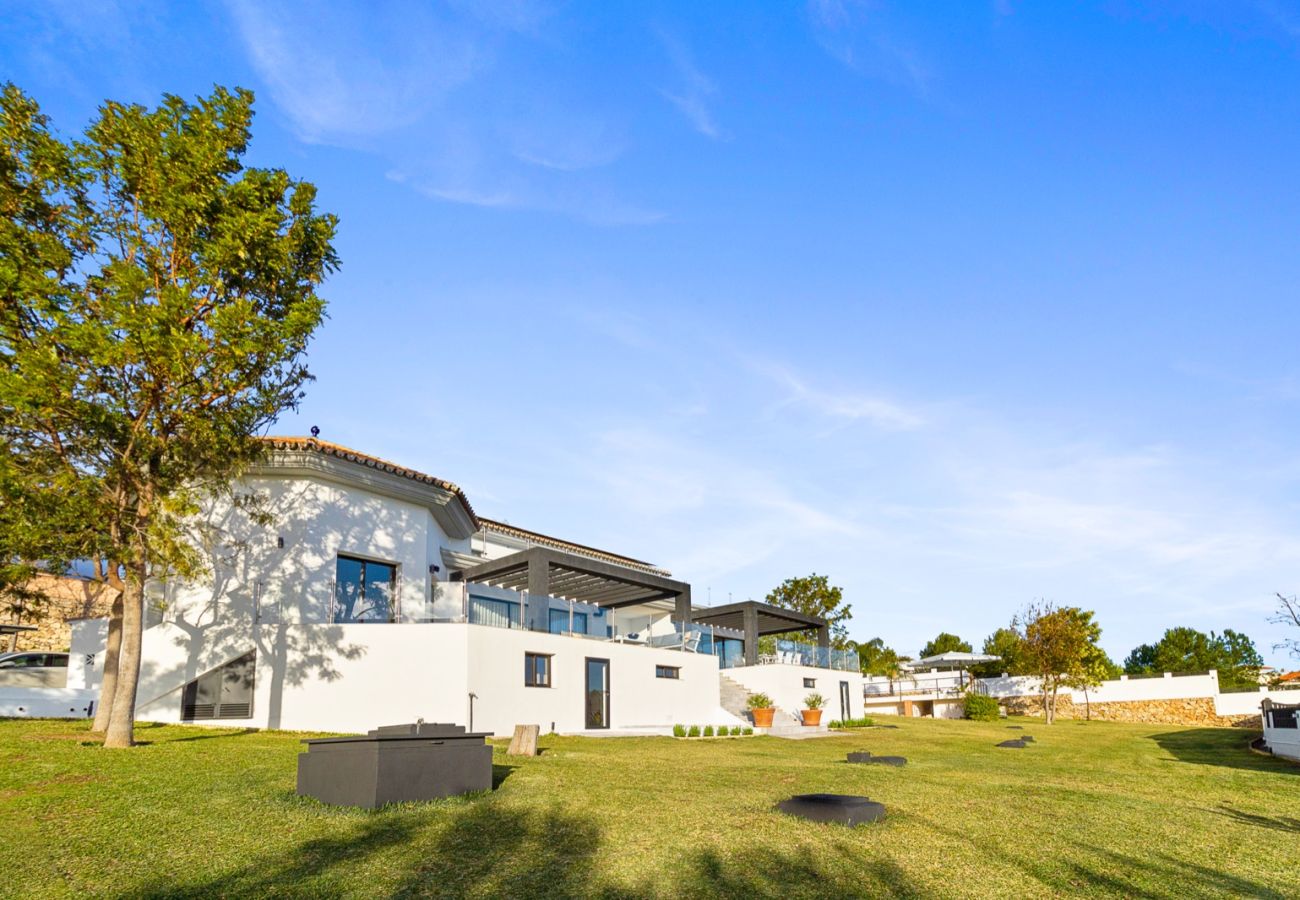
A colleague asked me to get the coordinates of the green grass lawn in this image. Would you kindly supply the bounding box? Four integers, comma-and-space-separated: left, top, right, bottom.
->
1, 716, 1297, 898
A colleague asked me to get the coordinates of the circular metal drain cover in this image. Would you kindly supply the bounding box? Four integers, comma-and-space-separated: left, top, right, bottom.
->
847, 752, 906, 766
776, 793, 886, 826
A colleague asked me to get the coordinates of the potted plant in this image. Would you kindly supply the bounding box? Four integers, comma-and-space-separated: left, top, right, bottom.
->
747, 692, 775, 728
801, 692, 825, 726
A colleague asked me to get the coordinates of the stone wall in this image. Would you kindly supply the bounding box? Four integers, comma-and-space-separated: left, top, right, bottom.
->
1002, 692, 1259, 729
5, 574, 114, 653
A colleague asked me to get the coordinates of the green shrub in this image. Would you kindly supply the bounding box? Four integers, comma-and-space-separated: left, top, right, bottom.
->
702, 725, 714, 737
964, 693, 1000, 721
672, 724, 686, 737
687, 725, 700, 737
828, 717, 874, 729
730, 725, 741, 736
742, 727, 753, 735
746, 693, 774, 710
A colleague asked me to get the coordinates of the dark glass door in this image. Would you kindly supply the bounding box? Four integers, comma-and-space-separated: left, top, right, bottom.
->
839, 680, 850, 721
585, 658, 610, 729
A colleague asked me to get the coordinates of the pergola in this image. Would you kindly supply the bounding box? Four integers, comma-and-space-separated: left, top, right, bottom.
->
691, 600, 830, 666
456, 547, 693, 632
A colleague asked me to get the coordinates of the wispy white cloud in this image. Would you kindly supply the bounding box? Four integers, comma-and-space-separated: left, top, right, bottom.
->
224, 0, 482, 143
223, 0, 658, 225
656, 30, 725, 140
807, 0, 934, 95
747, 358, 926, 430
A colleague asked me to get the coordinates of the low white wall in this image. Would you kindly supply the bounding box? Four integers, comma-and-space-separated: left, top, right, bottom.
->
1215, 688, 1300, 718
726, 665, 864, 721
0, 687, 98, 718
977, 672, 1224, 704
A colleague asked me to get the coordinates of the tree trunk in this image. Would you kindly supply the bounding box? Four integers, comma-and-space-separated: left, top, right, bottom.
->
91, 592, 124, 733
104, 565, 145, 748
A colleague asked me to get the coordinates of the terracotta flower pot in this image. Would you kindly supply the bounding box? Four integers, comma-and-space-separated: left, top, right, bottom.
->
751, 707, 775, 728
800, 709, 823, 727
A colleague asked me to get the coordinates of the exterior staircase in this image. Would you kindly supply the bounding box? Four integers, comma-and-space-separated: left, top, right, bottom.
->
718, 672, 828, 737
719, 673, 753, 720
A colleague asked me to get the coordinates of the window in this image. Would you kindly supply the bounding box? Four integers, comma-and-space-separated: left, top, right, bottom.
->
182, 651, 255, 720
470, 595, 522, 629
333, 556, 397, 623
655, 665, 680, 680
549, 608, 589, 635
803, 678, 817, 689
525, 653, 552, 687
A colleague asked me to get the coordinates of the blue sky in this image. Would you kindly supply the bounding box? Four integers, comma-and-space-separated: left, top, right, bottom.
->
7, 1, 1300, 667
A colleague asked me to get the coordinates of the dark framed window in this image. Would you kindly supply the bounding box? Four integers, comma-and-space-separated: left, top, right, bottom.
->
655, 665, 680, 680
525, 653, 552, 687
803, 678, 816, 689
333, 555, 397, 623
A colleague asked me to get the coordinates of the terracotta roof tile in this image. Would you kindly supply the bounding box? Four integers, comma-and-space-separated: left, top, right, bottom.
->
478, 518, 670, 577
260, 437, 480, 526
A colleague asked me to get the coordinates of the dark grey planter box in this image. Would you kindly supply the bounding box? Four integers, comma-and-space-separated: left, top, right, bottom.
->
297, 722, 493, 809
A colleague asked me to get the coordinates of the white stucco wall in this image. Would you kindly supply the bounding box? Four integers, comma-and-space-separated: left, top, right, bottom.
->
164, 475, 450, 628
466, 626, 735, 735
726, 665, 864, 721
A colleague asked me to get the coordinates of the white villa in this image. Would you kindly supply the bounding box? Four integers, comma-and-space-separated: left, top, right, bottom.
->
60, 438, 865, 736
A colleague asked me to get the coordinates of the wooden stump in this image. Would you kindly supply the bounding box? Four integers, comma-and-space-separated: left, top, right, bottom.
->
507, 724, 540, 757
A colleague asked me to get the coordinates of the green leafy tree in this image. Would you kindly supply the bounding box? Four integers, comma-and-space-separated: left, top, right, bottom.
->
1014, 602, 1107, 724
919, 632, 972, 659
0, 84, 337, 747
971, 626, 1024, 677
852, 636, 903, 678
1123, 626, 1263, 692
764, 573, 852, 647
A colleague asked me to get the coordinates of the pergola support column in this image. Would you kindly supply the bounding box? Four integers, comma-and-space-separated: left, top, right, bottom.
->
526, 556, 550, 631
743, 604, 760, 666
674, 586, 692, 628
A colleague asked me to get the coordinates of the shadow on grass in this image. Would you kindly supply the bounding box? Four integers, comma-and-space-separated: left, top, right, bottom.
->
925, 811, 1288, 899
1211, 805, 1300, 834
1148, 728, 1295, 773
131, 792, 929, 898
166, 728, 259, 744
688, 847, 924, 899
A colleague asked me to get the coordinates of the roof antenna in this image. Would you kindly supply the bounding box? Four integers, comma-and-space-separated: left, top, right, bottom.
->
310, 425, 320, 438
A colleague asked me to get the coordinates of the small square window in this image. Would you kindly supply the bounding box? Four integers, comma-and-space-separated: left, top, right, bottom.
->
655, 665, 680, 680
803, 678, 816, 689
525, 653, 552, 687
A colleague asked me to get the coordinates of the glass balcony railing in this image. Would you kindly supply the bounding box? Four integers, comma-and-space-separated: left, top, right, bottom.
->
754, 639, 859, 672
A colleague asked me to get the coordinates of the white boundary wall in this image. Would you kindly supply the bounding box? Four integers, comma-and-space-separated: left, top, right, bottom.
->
0, 687, 97, 718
